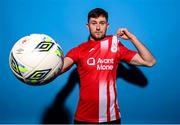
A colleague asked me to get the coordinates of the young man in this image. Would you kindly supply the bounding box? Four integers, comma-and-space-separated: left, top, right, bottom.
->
59, 8, 156, 124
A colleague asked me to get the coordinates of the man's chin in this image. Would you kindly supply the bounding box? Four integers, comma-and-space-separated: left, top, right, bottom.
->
91, 35, 106, 41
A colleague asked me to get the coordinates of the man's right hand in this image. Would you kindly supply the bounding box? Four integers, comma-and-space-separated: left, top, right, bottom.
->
57, 57, 74, 76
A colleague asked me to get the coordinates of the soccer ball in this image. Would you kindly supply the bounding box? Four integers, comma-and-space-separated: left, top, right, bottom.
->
9, 34, 64, 86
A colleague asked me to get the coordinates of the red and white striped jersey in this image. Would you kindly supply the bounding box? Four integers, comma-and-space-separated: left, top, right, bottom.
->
66, 35, 137, 123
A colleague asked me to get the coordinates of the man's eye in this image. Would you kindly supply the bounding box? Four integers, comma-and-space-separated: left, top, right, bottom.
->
91, 22, 96, 25
100, 22, 106, 25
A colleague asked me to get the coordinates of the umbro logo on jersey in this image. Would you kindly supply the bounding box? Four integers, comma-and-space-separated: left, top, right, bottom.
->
89, 48, 95, 52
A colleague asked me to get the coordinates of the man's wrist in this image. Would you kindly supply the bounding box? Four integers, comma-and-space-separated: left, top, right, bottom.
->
129, 35, 137, 41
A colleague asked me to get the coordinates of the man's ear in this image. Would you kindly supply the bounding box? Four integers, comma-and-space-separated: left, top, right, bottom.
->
107, 23, 110, 29
86, 24, 89, 30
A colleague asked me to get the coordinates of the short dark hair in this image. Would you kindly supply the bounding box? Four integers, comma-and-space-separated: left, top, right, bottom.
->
88, 8, 108, 22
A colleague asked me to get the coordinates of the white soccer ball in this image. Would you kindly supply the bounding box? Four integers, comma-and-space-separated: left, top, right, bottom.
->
9, 34, 64, 86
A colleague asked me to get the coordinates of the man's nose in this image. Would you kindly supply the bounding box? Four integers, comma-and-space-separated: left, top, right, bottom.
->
96, 24, 100, 30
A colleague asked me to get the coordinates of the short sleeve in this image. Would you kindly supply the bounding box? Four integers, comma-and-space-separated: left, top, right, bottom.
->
66, 47, 79, 63
118, 42, 137, 62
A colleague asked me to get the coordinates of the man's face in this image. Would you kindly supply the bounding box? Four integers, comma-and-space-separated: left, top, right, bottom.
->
87, 16, 109, 40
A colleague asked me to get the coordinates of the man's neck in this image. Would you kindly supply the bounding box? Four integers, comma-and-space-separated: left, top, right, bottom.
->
89, 36, 106, 41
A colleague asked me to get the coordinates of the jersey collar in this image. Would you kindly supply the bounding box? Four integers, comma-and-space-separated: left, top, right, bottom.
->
88, 35, 113, 44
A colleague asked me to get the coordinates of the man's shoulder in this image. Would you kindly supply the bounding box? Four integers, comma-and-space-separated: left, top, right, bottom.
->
77, 40, 90, 48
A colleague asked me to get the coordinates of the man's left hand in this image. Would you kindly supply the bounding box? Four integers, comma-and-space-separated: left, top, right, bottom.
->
116, 28, 135, 40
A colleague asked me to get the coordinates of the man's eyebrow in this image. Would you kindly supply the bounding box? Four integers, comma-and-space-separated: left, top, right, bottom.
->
100, 21, 106, 22
90, 20, 96, 22
89, 21, 97, 23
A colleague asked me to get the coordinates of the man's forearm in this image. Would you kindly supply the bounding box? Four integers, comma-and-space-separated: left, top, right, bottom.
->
130, 36, 156, 66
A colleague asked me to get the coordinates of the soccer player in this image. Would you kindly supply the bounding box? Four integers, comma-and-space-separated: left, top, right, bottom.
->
59, 8, 156, 124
